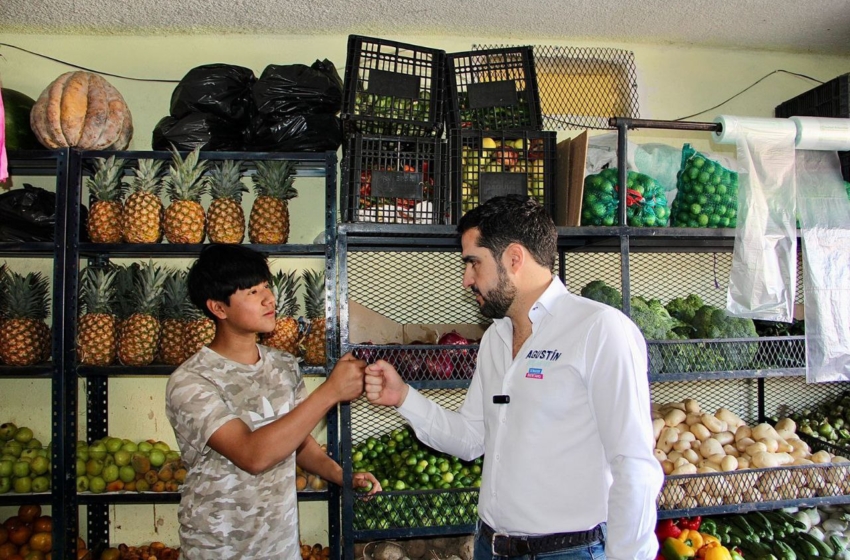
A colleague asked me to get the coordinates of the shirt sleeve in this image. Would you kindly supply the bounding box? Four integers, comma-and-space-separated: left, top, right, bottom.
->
584, 309, 664, 560
396, 368, 486, 462
166, 367, 240, 459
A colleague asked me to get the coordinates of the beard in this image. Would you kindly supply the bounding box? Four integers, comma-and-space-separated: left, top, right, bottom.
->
473, 263, 516, 319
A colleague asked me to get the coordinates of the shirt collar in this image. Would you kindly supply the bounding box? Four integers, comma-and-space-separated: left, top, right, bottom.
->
528, 275, 568, 324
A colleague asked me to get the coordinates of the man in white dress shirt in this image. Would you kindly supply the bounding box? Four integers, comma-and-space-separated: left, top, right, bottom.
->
365, 195, 663, 559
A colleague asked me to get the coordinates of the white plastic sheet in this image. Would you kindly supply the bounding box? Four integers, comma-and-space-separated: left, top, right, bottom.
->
796, 150, 850, 382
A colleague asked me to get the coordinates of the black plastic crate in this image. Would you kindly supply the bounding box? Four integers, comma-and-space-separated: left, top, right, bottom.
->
775, 73, 850, 181
449, 129, 555, 220
342, 35, 446, 137
341, 134, 449, 225
445, 46, 542, 131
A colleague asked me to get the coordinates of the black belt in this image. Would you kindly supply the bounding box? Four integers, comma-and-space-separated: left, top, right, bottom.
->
479, 521, 604, 557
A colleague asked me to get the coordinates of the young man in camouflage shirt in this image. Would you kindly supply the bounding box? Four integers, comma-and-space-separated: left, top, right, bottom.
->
166, 244, 380, 559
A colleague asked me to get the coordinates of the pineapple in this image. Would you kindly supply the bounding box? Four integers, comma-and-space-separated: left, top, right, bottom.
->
77, 267, 119, 366
123, 159, 165, 243
117, 262, 168, 366
260, 270, 301, 356
207, 160, 247, 244
301, 269, 326, 366
87, 156, 127, 243
164, 147, 208, 244
184, 303, 216, 356
249, 161, 298, 244
0, 270, 51, 366
157, 270, 190, 365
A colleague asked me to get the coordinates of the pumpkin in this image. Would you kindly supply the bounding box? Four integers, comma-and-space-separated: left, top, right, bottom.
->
30, 71, 133, 150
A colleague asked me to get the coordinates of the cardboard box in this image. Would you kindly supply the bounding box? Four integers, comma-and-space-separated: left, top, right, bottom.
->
553, 130, 588, 227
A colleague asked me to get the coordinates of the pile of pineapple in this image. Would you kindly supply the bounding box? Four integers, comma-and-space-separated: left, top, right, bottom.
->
86, 147, 299, 245
0, 263, 52, 367
77, 263, 328, 367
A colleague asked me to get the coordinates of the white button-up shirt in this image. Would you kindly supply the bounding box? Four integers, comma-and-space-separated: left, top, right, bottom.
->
397, 276, 663, 560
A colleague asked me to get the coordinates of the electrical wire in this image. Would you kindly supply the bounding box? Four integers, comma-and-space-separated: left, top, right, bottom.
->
0, 42, 180, 83
673, 69, 824, 121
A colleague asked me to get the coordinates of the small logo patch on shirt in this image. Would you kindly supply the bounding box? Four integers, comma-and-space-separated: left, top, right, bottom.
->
525, 367, 543, 379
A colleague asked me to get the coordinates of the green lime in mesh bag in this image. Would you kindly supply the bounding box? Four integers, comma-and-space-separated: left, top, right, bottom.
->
581, 167, 669, 227
671, 144, 739, 228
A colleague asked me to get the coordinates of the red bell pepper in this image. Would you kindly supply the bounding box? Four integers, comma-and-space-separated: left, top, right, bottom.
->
678, 516, 702, 531
656, 519, 682, 542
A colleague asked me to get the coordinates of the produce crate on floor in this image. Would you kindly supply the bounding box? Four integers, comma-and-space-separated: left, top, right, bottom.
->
775, 73, 850, 181
449, 129, 556, 219
342, 35, 446, 137
341, 133, 449, 225
445, 46, 542, 131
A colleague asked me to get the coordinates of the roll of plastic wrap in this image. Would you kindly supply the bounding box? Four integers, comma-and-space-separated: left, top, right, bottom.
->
791, 116, 850, 151
713, 115, 798, 145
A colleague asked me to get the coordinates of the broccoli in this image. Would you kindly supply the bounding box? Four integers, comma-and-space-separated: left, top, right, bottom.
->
690, 305, 758, 369
580, 280, 622, 310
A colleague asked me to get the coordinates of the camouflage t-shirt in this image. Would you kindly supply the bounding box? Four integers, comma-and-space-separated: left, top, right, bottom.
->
165, 345, 307, 559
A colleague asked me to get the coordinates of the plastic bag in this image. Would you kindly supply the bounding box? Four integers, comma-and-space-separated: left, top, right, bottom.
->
169, 63, 256, 125
0, 184, 89, 242
671, 145, 740, 228
152, 113, 245, 152
248, 113, 342, 152
253, 59, 343, 117
581, 168, 668, 227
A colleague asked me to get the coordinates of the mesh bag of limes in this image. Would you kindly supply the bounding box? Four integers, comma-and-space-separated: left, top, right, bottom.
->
581, 167, 669, 227
671, 144, 739, 228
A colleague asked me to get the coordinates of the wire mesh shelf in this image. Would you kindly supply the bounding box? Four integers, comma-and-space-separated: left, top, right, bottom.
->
473, 44, 639, 130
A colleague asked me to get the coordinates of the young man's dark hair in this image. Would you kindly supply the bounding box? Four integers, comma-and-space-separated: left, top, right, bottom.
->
456, 195, 557, 271
187, 244, 273, 319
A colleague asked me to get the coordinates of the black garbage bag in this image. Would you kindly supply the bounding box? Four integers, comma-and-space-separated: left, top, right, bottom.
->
169, 63, 256, 124
0, 184, 89, 242
253, 59, 343, 117
249, 113, 342, 152
152, 113, 245, 152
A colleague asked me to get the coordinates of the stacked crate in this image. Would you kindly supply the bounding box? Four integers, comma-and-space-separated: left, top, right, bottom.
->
340, 36, 450, 225
445, 47, 556, 218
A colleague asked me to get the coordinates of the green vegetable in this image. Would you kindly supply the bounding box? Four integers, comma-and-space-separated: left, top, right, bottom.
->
580, 280, 622, 310
581, 167, 669, 227
671, 145, 738, 228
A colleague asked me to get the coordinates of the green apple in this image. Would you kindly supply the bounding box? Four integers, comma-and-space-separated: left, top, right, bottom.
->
13, 460, 31, 478
138, 441, 154, 454
13, 475, 32, 493
102, 464, 119, 483
113, 450, 131, 467
31, 475, 50, 493
89, 476, 106, 494
30, 456, 49, 476
13, 426, 33, 444
88, 442, 107, 460
119, 465, 136, 484
76, 475, 89, 492
149, 449, 166, 468
0, 422, 17, 441
85, 458, 104, 477
105, 437, 124, 454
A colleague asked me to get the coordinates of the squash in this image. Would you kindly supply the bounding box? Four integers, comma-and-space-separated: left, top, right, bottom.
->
30, 71, 133, 150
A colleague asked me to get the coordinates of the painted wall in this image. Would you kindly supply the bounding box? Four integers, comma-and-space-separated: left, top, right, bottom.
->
1, 31, 848, 549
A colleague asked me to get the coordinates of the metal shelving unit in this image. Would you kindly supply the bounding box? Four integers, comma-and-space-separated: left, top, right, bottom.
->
335, 116, 848, 558
0, 149, 77, 559
0, 149, 340, 559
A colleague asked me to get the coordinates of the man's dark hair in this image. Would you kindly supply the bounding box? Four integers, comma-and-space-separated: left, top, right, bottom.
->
187, 244, 272, 320
457, 195, 557, 270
